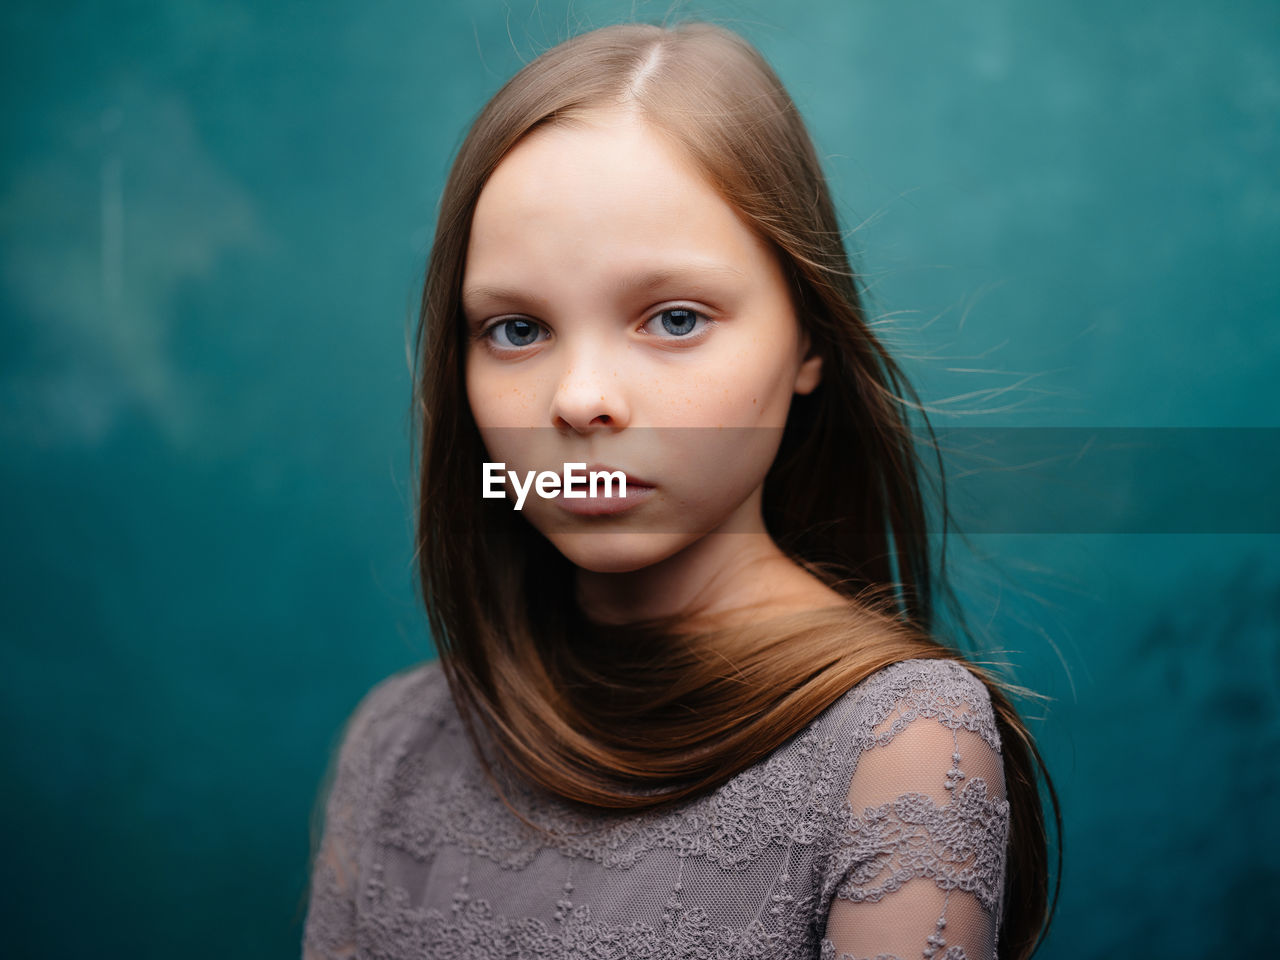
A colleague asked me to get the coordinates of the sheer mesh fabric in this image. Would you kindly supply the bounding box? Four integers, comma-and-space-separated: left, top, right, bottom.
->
821, 705, 1008, 960
302, 658, 1010, 960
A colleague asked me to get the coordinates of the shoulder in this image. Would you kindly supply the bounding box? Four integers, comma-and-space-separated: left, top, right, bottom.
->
333, 659, 455, 773
812, 658, 1013, 929
814, 656, 1003, 757
354, 657, 449, 718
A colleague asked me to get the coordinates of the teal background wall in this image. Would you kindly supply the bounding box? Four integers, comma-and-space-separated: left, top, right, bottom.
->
2, 0, 1277, 955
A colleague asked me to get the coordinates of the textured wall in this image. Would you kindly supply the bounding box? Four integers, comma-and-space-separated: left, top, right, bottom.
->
2, 1, 1276, 955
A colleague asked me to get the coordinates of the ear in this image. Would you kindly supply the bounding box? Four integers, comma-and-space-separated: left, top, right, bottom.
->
793, 330, 823, 396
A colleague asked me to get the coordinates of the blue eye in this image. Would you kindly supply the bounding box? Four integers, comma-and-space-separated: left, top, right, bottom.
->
647, 307, 710, 339
487, 318, 544, 349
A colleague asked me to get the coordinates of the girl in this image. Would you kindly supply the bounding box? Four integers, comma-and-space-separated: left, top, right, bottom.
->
304, 19, 1060, 960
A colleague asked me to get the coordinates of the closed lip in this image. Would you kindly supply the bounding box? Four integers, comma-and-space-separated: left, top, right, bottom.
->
553, 463, 655, 515
580, 463, 654, 489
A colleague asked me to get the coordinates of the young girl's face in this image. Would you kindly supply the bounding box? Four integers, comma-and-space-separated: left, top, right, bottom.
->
462, 107, 821, 577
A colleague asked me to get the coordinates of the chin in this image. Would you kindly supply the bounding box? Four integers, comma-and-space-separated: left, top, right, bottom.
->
544, 530, 693, 574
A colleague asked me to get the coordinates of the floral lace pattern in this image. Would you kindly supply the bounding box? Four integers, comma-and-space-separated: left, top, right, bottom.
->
379, 704, 843, 873
827, 778, 1010, 914
820, 946, 970, 960
353, 862, 817, 960
303, 658, 1010, 960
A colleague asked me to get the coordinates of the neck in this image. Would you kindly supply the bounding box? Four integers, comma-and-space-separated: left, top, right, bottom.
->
574, 531, 848, 628
574, 531, 782, 625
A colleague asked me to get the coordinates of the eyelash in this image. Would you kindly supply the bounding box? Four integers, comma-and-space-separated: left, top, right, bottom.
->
476, 306, 715, 353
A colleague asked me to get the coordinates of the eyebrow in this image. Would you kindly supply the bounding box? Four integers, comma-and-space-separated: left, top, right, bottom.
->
461, 262, 745, 313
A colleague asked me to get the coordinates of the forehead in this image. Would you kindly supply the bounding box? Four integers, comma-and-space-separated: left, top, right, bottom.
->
464, 110, 777, 288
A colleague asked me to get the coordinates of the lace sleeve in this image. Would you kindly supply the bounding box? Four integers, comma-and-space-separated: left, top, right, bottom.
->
301, 680, 393, 959
820, 663, 1011, 960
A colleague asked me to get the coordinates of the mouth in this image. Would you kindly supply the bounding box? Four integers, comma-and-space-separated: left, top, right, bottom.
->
580, 463, 654, 489
553, 462, 655, 516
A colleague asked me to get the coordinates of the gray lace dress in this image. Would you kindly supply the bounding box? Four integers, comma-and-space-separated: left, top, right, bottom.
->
302, 657, 1010, 960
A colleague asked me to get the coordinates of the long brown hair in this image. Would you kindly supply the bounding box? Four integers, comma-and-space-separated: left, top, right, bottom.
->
411, 19, 1060, 959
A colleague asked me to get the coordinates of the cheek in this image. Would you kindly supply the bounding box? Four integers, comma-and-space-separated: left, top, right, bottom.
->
465, 360, 559, 482
464, 350, 489, 424
682, 426, 781, 480
674, 345, 798, 427
466, 353, 541, 430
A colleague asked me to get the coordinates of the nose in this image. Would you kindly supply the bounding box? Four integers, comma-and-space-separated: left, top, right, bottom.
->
549, 350, 630, 433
